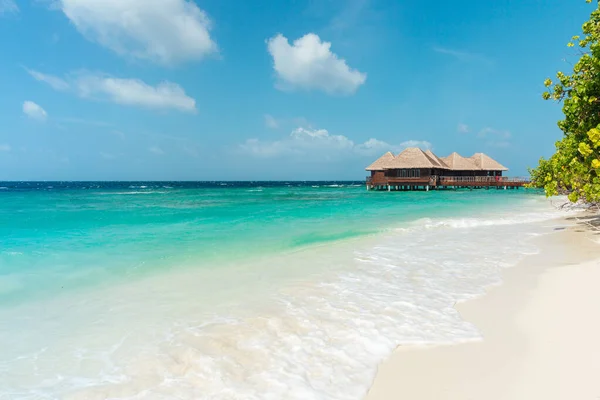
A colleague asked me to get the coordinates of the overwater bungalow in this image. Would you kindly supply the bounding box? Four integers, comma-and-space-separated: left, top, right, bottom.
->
366, 147, 527, 191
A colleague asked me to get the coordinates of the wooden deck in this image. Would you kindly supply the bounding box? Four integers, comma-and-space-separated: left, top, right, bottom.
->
366, 176, 529, 191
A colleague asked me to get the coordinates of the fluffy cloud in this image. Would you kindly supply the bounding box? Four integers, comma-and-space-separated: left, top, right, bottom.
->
76, 75, 196, 112
239, 127, 429, 158
0, 0, 18, 14
23, 101, 48, 121
344, 137, 431, 156
57, 0, 217, 65
397, 140, 432, 150
27, 69, 196, 112
267, 33, 366, 95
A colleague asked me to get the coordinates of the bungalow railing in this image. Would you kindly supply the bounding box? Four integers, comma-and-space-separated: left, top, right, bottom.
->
367, 176, 427, 183
366, 176, 530, 186
367, 176, 431, 185
438, 176, 529, 183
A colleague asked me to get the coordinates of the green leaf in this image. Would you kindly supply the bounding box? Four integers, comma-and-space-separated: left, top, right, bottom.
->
530, 0, 600, 203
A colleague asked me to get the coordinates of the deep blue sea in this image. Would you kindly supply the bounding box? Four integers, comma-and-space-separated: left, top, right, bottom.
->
0, 182, 567, 399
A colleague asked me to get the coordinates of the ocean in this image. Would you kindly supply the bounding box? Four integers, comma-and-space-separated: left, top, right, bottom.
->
0, 182, 569, 399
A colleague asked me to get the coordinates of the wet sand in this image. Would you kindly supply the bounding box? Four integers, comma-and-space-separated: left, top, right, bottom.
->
366, 216, 600, 400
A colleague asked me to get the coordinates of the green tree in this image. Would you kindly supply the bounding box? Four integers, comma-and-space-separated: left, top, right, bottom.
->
530, 0, 600, 203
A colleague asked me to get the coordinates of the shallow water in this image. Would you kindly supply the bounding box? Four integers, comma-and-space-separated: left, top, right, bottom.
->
0, 182, 570, 399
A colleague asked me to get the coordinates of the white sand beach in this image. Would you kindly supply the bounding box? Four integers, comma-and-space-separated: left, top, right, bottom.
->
366, 217, 600, 400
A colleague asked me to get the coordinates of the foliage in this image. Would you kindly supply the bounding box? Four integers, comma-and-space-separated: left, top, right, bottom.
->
529, 0, 600, 203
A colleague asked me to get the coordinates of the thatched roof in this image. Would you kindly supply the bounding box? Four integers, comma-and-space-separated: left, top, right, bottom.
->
365, 148, 509, 172
470, 153, 509, 171
385, 148, 440, 169
365, 151, 395, 171
441, 152, 479, 171
424, 149, 449, 169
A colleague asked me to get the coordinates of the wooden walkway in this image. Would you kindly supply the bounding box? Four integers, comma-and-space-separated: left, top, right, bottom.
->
366, 176, 529, 191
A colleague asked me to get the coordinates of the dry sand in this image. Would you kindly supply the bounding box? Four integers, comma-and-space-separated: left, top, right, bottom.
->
366, 217, 600, 400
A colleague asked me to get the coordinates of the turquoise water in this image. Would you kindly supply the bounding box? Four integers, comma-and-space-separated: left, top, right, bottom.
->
1, 182, 538, 305
0, 182, 561, 399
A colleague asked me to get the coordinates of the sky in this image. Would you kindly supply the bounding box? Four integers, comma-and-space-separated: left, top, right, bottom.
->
0, 0, 595, 180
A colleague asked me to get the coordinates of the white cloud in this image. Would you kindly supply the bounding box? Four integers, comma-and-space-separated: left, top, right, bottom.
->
267, 33, 366, 95
149, 145, 165, 155
26, 69, 70, 91
265, 114, 279, 129
0, 144, 11, 152
239, 127, 429, 158
457, 123, 469, 133
76, 74, 196, 112
0, 0, 18, 14
58, 0, 217, 65
353, 138, 392, 155
27, 69, 196, 112
290, 127, 355, 149
396, 140, 432, 150
23, 101, 48, 121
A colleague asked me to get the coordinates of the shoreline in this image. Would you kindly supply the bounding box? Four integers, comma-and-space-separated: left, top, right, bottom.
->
365, 214, 600, 400
1, 194, 580, 399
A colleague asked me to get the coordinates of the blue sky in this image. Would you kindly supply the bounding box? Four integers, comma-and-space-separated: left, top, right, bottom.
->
0, 0, 594, 180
